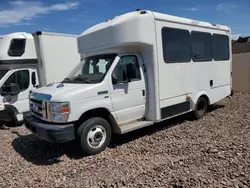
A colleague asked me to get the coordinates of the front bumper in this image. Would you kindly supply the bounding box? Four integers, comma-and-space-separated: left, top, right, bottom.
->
24, 113, 75, 143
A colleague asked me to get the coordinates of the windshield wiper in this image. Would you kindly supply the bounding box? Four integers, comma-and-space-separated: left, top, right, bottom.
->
63, 77, 71, 81
72, 76, 91, 83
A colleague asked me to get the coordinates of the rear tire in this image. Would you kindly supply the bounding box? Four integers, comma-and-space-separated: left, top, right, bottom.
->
77, 117, 111, 156
193, 96, 208, 119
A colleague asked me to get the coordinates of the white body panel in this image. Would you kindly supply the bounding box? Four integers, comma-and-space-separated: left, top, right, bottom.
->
0, 32, 36, 61
33, 32, 80, 87
154, 17, 231, 111
28, 10, 232, 134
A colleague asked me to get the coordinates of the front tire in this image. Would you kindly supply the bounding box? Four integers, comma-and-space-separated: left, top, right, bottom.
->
77, 117, 111, 155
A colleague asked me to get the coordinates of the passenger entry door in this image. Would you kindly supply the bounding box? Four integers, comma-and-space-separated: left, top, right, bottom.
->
110, 54, 147, 125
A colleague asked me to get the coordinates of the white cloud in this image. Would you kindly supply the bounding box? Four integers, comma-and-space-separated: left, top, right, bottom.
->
232, 33, 241, 40
0, 1, 80, 27
182, 7, 199, 12
217, 3, 238, 14
50, 2, 79, 11
67, 18, 77, 22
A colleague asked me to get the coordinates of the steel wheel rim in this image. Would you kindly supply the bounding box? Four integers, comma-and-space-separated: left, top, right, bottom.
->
87, 125, 106, 149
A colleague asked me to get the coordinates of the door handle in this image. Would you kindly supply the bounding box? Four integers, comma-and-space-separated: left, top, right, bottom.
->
210, 80, 213, 87
142, 89, 145, 97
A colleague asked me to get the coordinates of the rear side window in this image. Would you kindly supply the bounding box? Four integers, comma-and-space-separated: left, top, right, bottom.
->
191, 31, 212, 62
162, 27, 191, 63
8, 39, 26, 57
212, 34, 230, 61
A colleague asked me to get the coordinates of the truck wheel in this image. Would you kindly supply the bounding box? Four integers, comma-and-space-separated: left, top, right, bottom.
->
193, 96, 208, 119
77, 117, 111, 155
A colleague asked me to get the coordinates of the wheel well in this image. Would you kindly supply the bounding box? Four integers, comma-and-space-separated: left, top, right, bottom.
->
199, 94, 210, 105
76, 108, 118, 132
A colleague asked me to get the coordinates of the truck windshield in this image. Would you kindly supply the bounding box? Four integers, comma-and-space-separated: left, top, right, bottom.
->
63, 54, 116, 84
0, 70, 8, 80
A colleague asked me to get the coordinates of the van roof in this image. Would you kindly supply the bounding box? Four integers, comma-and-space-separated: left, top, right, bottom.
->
82, 10, 230, 36
152, 10, 230, 31
1, 32, 33, 39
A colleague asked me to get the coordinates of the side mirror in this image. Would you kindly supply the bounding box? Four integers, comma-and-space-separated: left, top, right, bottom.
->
112, 68, 130, 85
32, 72, 36, 86
112, 74, 118, 85
126, 63, 134, 82
1, 83, 20, 96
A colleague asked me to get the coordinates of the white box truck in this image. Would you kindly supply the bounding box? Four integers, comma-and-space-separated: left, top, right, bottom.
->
0, 31, 80, 126
24, 10, 233, 155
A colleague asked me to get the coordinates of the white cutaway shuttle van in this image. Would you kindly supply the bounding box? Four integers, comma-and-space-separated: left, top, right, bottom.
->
24, 10, 233, 155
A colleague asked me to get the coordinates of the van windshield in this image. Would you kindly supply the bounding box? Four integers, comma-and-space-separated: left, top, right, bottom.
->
62, 54, 116, 84
0, 70, 8, 80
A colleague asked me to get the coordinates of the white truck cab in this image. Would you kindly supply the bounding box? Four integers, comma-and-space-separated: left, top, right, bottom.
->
24, 10, 233, 155
0, 32, 38, 125
0, 31, 80, 126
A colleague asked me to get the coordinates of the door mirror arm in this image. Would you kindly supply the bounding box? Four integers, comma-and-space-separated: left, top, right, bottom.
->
112, 74, 118, 85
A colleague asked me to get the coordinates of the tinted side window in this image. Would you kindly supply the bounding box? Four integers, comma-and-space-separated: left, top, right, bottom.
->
4, 70, 30, 92
8, 39, 26, 57
191, 31, 212, 62
17, 70, 30, 91
213, 34, 230, 61
113, 56, 141, 83
4, 73, 16, 86
162, 27, 191, 63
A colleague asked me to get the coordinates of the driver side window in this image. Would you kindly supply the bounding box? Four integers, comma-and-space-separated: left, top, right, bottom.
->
3, 70, 30, 92
113, 55, 141, 83
4, 73, 15, 86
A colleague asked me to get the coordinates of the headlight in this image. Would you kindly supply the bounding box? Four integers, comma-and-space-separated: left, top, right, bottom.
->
49, 102, 70, 123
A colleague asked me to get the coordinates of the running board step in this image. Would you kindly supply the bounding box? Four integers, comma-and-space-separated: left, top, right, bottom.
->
119, 121, 154, 134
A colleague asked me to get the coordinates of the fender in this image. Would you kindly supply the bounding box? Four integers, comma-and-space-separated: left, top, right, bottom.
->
68, 95, 115, 122
192, 91, 211, 109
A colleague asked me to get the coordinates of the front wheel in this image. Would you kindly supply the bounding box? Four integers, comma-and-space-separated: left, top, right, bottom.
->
77, 117, 112, 155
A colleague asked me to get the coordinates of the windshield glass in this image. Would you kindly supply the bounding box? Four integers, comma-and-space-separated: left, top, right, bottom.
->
62, 54, 117, 84
0, 70, 8, 80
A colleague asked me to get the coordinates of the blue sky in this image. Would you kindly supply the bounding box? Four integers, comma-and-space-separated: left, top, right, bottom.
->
0, 0, 249, 39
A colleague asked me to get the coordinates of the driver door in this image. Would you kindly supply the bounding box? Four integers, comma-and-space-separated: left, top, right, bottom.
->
1, 69, 36, 114
109, 54, 147, 125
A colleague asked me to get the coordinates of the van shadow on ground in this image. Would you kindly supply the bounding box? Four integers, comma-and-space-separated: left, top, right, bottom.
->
11, 104, 224, 166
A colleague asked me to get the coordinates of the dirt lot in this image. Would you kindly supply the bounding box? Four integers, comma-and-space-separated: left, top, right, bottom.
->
0, 92, 250, 188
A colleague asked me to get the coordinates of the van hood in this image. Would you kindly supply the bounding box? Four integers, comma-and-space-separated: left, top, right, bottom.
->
31, 82, 107, 102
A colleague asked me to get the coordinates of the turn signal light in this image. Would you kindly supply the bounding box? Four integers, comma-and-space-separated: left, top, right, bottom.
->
61, 107, 70, 113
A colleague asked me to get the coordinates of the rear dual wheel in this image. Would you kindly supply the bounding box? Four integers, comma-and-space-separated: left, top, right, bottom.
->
77, 117, 112, 155
193, 96, 208, 119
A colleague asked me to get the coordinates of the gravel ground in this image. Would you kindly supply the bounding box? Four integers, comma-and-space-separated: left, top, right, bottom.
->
1, 92, 250, 188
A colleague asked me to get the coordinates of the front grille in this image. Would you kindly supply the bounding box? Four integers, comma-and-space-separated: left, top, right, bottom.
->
30, 99, 47, 119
